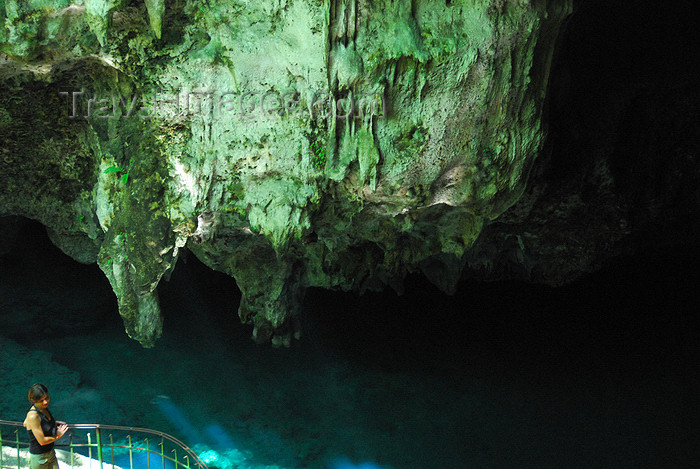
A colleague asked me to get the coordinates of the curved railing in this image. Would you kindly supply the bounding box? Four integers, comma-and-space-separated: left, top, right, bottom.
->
0, 419, 209, 469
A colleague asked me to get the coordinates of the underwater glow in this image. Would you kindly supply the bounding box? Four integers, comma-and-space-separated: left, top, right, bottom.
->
152, 395, 204, 445
152, 396, 292, 469
113, 450, 177, 469
204, 423, 239, 451
329, 457, 389, 469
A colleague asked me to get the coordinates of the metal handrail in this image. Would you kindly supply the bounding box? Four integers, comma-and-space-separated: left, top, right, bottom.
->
0, 419, 209, 469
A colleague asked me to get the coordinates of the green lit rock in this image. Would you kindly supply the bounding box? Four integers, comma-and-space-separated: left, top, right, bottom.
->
0, 0, 573, 346
85, 0, 119, 46
144, 0, 165, 39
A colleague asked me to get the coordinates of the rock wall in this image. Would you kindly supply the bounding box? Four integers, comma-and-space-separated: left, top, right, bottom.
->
1, 0, 573, 346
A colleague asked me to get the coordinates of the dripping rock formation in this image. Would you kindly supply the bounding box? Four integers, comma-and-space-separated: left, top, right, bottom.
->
6, 1, 696, 347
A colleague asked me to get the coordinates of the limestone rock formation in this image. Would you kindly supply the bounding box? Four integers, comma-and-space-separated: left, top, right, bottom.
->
1, 0, 573, 346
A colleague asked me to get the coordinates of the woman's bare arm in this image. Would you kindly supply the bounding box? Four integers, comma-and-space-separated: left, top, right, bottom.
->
24, 413, 67, 445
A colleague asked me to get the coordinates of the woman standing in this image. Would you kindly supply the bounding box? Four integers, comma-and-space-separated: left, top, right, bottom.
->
23, 384, 68, 469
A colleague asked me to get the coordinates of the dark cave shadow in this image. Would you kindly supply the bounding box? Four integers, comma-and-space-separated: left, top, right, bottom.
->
0, 216, 117, 342
2, 220, 699, 389
156, 247, 248, 346
301, 245, 700, 387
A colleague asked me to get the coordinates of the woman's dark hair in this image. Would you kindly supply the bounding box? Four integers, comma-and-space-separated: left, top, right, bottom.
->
28, 383, 49, 403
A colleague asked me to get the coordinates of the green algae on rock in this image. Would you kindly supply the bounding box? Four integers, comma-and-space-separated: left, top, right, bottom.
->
0, 0, 573, 346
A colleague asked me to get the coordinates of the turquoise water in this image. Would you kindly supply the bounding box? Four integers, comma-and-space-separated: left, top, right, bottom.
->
1, 221, 699, 468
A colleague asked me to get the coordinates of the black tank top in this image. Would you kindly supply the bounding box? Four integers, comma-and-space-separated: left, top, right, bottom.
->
27, 406, 57, 454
